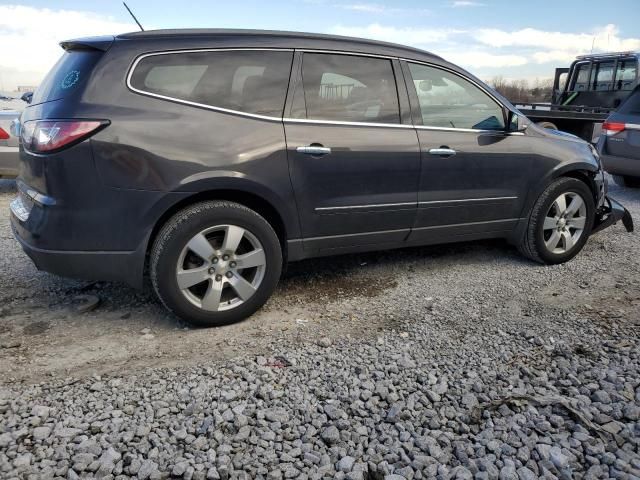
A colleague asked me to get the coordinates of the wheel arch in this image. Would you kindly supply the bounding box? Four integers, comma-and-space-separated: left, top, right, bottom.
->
141, 174, 302, 277
148, 189, 290, 256
531, 163, 600, 208
511, 163, 601, 245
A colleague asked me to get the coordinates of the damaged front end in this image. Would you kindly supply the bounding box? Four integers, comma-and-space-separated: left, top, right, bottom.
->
592, 196, 634, 235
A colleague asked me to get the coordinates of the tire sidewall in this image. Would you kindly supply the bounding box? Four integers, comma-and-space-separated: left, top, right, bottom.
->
533, 179, 595, 264
152, 203, 282, 327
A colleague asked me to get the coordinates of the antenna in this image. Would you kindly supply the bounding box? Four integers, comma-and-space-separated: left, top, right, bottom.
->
123, 2, 144, 31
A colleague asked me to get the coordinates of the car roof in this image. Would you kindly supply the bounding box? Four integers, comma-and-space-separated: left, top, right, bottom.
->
116, 28, 445, 63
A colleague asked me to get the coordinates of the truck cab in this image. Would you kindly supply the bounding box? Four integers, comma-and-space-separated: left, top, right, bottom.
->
555, 52, 640, 111
517, 52, 639, 142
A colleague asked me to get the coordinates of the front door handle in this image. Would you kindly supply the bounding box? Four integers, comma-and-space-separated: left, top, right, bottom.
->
297, 145, 332, 156
428, 147, 457, 157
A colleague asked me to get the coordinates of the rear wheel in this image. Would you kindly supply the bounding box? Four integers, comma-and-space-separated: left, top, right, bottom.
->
150, 201, 282, 327
518, 178, 595, 264
613, 175, 640, 188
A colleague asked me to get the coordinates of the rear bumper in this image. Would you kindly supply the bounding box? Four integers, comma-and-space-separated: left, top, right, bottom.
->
11, 220, 146, 288
601, 153, 640, 178
9, 178, 151, 289
592, 196, 634, 235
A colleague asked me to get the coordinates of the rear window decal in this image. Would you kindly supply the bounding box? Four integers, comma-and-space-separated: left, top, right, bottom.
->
61, 70, 80, 89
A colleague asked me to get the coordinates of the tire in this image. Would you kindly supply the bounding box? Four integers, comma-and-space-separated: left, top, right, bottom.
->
518, 177, 595, 265
150, 201, 282, 327
536, 121, 559, 130
613, 175, 640, 188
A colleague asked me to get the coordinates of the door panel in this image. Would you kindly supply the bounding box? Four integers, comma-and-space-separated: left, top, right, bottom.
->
402, 60, 532, 242
285, 52, 420, 251
285, 122, 420, 249
410, 129, 532, 242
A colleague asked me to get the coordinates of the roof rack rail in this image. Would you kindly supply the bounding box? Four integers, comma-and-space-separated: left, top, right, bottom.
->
576, 51, 638, 60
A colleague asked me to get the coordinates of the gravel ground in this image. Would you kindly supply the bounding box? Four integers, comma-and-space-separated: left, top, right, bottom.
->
1, 177, 639, 479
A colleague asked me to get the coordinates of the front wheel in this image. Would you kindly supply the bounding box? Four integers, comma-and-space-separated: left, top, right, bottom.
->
518, 178, 595, 264
150, 201, 282, 327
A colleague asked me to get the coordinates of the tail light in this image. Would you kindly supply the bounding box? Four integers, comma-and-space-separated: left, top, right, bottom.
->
0, 127, 9, 140
21, 120, 108, 153
602, 121, 626, 136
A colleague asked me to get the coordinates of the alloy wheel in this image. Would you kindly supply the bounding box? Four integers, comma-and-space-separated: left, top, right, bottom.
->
176, 225, 266, 312
542, 192, 587, 254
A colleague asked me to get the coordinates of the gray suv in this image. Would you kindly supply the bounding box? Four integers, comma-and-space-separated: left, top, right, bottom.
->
10, 29, 633, 326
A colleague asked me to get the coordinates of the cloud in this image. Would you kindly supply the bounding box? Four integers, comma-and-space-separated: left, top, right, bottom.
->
330, 24, 459, 45
328, 22, 640, 76
329, 24, 527, 69
443, 51, 528, 69
338, 3, 431, 15
0, 5, 137, 91
474, 24, 640, 58
341, 3, 385, 13
451, 1, 485, 7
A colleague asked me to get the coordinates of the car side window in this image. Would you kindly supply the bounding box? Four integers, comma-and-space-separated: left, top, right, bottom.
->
573, 63, 591, 91
297, 53, 400, 124
615, 60, 638, 91
593, 62, 615, 91
130, 50, 294, 117
407, 63, 505, 130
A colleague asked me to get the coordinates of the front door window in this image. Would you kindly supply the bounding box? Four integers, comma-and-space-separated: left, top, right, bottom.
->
407, 63, 505, 130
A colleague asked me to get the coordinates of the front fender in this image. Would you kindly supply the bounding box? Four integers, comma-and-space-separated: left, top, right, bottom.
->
524, 161, 600, 217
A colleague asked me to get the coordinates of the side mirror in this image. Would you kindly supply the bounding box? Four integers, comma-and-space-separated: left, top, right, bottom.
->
21, 92, 33, 104
508, 111, 527, 132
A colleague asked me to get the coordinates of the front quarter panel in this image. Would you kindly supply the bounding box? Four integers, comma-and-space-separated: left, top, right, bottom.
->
518, 125, 602, 224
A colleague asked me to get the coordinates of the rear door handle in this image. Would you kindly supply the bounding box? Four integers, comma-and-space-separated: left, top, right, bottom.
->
296, 145, 332, 156
428, 148, 457, 157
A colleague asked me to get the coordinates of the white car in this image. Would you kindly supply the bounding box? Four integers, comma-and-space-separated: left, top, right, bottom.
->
0, 110, 20, 178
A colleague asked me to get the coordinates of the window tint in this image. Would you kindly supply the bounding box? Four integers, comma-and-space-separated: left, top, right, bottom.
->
573, 63, 591, 91
593, 62, 615, 91
144, 65, 208, 96
618, 87, 640, 114
32, 50, 102, 106
615, 60, 637, 91
130, 50, 293, 117
298, 53, 400, 124
408, 63, 505, 130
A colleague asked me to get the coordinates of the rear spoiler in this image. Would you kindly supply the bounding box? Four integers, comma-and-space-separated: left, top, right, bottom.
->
60, 35, 115, 52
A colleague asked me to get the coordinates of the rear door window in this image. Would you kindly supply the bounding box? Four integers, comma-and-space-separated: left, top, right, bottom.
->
296, 53, 400, 124
31, 50, 102, 105
130, 50, 294, 117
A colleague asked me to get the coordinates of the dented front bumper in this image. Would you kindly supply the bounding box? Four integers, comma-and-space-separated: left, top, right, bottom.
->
592, 196, 634, 235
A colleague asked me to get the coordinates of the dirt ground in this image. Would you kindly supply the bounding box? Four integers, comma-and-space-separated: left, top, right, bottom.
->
1, 177, 638, 384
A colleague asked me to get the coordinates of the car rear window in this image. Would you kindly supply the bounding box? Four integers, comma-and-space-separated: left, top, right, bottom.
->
618, 87, 640, 114
129, 50, 294, 117
31, 50, 102, 106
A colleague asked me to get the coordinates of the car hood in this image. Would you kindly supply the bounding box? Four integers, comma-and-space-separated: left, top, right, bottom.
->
528, 122, 586, 145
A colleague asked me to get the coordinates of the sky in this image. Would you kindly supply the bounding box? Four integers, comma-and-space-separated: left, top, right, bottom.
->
1, 0, 639, 91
